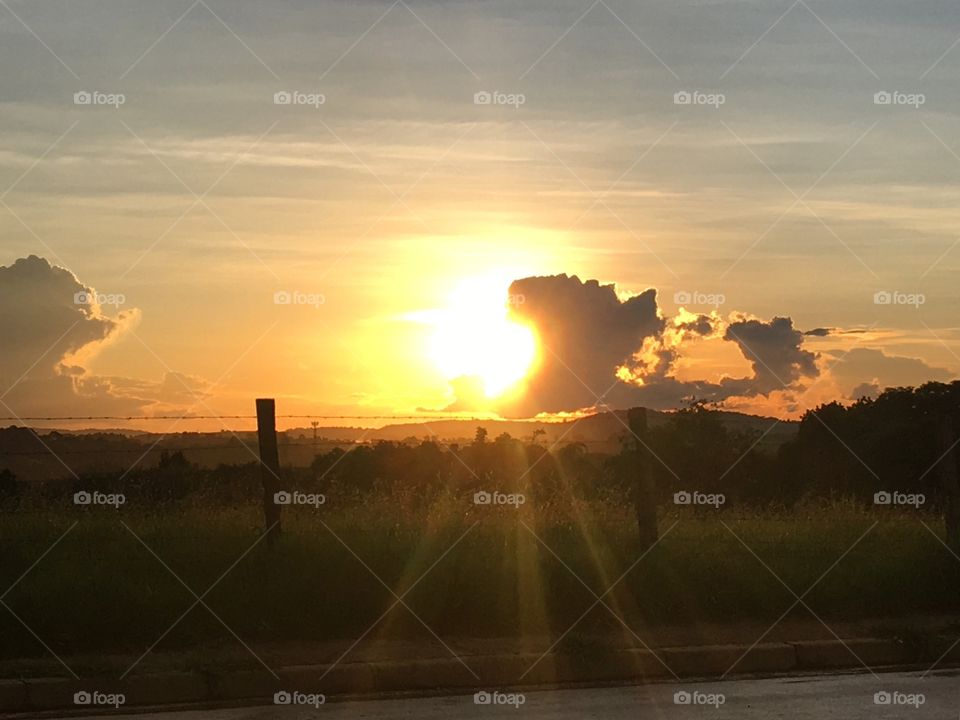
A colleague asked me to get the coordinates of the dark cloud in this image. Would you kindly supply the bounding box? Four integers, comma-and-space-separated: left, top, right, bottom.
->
500, 274, 662, 414
0, 256, 202, 418
851, 382, 880, 400
632, 315, 820, 409
828, 347, 952, 399
805, 327, 877, 338
434, 274, 951, 417
678, 313, 716, 337
0, 256, 123, 379
484, 274, 824, 416
722, 317, 819, 395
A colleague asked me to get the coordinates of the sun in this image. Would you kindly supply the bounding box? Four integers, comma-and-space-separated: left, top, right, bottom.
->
423, 274, 538, 399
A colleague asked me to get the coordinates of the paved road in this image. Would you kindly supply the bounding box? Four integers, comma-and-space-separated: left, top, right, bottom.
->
62, 670, 960, 719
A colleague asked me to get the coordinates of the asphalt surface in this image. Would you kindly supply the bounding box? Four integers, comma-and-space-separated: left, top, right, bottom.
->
50, 669, 960, 719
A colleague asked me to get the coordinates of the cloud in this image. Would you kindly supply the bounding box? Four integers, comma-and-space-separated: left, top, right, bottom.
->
0, 256, 204, 419
499, 274, 663, 414
624, 314, 820, 410
0, 255, 132, 378
826, 347, 952, 399
433, 273, 951, 419
470, 274, 826, 417
851, 382, 880, 400
722, 316, 819, 395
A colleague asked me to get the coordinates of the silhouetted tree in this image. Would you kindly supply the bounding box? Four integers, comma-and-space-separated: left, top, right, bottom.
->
782, 381, 960, 543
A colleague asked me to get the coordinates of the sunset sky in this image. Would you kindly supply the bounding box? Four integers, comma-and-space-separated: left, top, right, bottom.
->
1, 0, 959, 428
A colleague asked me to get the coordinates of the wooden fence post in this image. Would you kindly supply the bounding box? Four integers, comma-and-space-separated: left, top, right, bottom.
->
628, 407, 659, 552
256, 398, 282, 545
937, 415, 960, 550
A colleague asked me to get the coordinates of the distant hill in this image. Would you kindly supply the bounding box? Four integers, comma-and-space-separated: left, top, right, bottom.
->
0, 409, 797, 482
291, 408, 797, 449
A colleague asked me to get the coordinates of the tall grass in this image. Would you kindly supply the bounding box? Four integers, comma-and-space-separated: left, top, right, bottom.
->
2, 497, 956, 663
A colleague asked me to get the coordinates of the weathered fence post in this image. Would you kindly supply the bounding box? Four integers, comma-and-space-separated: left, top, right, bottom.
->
256, 398, 282, 545
628, 407, 658, 552
937, 415, 960, 550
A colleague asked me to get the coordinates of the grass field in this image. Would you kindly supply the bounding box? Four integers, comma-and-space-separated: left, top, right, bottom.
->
2, 496, 959, 669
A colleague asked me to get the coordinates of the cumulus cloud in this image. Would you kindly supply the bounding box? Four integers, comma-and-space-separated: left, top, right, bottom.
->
851, 382, 880, 400
499, 274, 663, 414
478, 274, 826, 417
722, 316, 819, 395
0, 255, 131, 375
0, 256, 203, 418
826, 347, 952, 400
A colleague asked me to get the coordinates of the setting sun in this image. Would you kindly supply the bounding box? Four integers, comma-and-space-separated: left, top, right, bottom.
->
417, 275, 538, 399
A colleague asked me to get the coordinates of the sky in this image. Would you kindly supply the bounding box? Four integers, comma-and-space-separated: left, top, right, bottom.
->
1, 0, 958, 429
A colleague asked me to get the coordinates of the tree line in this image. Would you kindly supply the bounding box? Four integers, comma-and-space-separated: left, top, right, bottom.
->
3, 381, 959, 546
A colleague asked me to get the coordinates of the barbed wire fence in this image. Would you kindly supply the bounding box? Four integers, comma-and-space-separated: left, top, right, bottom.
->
0, 414, 563, 421
0, 410, 619, 457
0, 402, 629, 538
